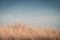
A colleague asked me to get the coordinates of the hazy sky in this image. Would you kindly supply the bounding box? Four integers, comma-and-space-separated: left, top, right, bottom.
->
0, 0, 60, 29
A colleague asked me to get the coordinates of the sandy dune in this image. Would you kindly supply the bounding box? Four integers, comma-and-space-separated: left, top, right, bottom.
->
0, 23, 60, 40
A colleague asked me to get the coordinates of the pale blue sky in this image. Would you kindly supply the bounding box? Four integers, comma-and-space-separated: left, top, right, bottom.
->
0, 0, 60, 29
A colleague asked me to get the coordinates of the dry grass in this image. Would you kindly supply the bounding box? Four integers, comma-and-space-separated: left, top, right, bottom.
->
0, 23, 60, 40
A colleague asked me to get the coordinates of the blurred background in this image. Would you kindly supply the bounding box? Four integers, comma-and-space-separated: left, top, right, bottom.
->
0, 0, 60, 29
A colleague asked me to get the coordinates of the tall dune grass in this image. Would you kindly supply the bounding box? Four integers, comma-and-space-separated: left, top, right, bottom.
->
0, 23, 60, 40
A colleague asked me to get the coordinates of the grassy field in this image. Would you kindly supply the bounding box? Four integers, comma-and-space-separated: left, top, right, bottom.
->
0, 24, 60, 40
